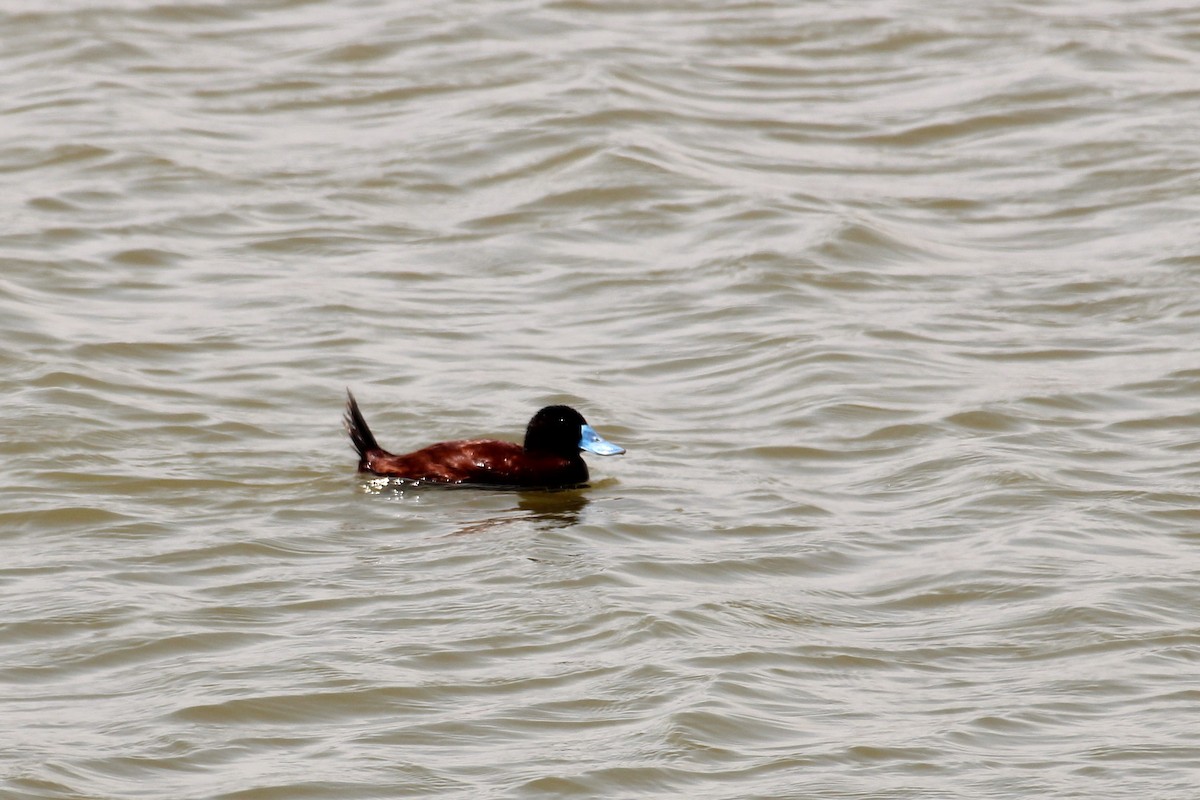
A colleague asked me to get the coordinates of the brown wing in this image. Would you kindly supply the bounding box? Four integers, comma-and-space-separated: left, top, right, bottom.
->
364, 440, 523, 484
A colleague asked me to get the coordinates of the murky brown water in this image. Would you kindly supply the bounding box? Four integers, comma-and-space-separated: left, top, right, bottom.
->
4, 1, 1200, 797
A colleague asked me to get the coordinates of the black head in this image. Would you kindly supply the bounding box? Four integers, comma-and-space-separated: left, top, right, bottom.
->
524, 405, 589, 456
523, 405, 626, 458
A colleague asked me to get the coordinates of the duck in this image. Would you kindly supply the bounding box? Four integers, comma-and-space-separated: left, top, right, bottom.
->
344, 391, 624, 489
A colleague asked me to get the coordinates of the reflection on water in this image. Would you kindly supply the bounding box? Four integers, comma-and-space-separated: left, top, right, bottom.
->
454, 491, 591, 536
362, 477, 592, 533
513, 489, 590, 530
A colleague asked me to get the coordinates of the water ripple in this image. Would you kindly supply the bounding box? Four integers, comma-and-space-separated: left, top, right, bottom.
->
4, 1, 1200, 798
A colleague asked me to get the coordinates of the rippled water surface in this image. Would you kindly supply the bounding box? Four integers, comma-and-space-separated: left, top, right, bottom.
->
4, 1, 1200, 797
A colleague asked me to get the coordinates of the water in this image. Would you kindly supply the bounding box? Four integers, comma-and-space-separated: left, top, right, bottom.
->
4, 1, 1200, 797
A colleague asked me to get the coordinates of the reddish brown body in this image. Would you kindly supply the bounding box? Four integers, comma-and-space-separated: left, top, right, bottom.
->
344, 392, 621, 489
358, 439, 588, 488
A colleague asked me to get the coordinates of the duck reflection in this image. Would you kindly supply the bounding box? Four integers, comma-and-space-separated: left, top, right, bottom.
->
361, 476, 595, 534
452, 489, 590, 535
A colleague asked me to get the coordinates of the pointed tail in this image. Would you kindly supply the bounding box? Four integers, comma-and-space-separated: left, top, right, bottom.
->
344, 390, 381, 468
